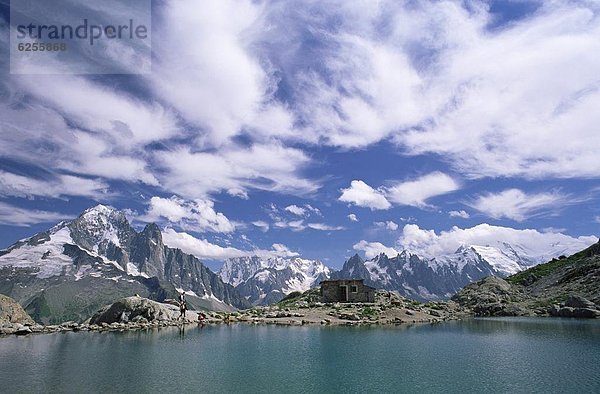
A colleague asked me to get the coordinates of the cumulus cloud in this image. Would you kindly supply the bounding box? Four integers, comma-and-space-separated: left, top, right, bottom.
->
385, 172, 460, 208
340, 173, 459, 211
141, 196, 235, 233
397, 223, 597, 259
162, 227, 299, 260
347, 213, 358, 222
449, 210, 470, 219
469, 189, 568, 221
353, 240, 399, 259
339, 180, 391, 210
0, 202, 71, 227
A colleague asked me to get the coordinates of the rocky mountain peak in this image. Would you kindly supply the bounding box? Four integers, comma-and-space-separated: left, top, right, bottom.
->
141, 223, 162, 242
68, 204, 133, 252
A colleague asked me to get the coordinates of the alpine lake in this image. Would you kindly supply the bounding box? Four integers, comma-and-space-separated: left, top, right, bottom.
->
0, 317, 599, 393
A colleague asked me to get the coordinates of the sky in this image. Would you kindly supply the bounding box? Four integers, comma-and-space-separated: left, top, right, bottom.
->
0, 0, 599, 271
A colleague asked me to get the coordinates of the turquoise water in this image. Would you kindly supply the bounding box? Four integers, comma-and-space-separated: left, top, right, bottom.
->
1, 318, 599, 393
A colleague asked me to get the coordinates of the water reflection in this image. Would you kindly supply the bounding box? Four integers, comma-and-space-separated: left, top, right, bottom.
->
0, 318, 598, 393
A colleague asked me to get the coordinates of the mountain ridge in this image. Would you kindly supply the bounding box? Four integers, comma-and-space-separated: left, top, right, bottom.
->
219, 256, 331, 305
0, 205, 249, 323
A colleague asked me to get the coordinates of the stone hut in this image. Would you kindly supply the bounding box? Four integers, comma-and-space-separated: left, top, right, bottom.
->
320, 279, 376, 303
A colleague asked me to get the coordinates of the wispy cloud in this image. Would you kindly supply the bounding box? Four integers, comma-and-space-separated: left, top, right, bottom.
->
0, 171, 109, 199
0, 202, 71, 227
162, 228, 299, 261
374, 221, 398, 231
469, 189, 568, 222
449, 210, 470, 219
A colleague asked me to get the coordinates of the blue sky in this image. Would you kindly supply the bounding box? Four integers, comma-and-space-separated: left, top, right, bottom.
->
0, 0, 599, 270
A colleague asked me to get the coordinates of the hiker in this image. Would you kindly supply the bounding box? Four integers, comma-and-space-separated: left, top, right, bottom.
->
178, 291, 187, 320
179, 299, 187, 320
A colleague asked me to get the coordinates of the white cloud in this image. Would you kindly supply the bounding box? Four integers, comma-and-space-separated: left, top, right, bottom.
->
396, 2, 600, 179
285, 205, 306, 216
470, 189, 567, 222
386, 221, 399, 231
141, 196, 235, 233
339, 180, 391, 210
340, 173, 459, 211
397, 223, 597, 259
268, 243, 300, 258
156, 143, 317, 199
385, 172, 460, 208
449, 210, 470, 219
307, 223, 345, 231
0, 171, 109, 199
304, 204, 322, 216
251, 220, 270, 232
0, 202, 71, 227
347, 213, 358, 222
162, 227, 299, 260
375, 221, 398, 231
273, 219, 306, 232
353, 240, 398, 259
272, 219, 343, 232
151, 0, 272, 146
17, 75, 178, 147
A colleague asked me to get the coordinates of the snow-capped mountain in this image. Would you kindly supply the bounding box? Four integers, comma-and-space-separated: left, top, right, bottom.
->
0, 205, 249, 323
219, 256, 331, 305
333, 241, 588, 301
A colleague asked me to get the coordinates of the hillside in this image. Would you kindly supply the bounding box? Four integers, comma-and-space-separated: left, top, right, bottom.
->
452, 239, 600, 317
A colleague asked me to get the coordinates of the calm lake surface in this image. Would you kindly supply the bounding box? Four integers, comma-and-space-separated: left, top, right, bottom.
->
1, 318, 599, 393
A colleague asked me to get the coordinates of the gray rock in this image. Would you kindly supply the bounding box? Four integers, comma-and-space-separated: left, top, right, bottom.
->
565, 296, 597, 310
90, 297, 179, 324
0, 294, 35, 325
14, 326, 32, 335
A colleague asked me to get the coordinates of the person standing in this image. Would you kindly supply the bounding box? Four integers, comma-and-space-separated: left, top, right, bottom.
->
178, 291, 187, 321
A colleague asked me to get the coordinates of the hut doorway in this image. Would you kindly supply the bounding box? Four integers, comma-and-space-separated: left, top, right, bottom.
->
338, 285, 348, 302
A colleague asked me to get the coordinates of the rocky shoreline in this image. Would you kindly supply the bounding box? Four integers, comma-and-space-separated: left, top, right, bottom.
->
1, 291, 473, 337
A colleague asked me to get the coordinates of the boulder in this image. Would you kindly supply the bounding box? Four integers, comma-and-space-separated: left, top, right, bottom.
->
0, 294, 35, 325
89, 296, 180, 325
565, 296, 598, 310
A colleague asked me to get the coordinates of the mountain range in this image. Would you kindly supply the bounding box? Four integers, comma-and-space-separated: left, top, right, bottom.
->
0, 204, 595, 322
218, 256, 331, 305
0, 205, 249, 324
222, 239, 593, 302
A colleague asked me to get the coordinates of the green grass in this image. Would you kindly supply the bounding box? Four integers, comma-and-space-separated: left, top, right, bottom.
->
506, 257, 573, 285
506, 240, 598, 286
360, 306, 379, 318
